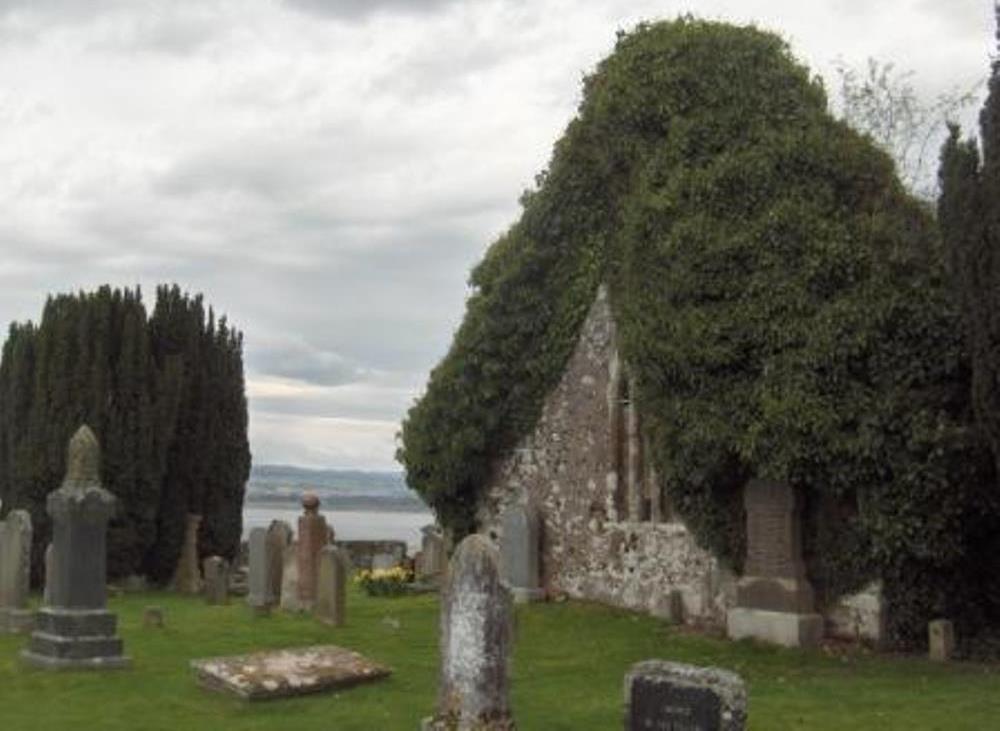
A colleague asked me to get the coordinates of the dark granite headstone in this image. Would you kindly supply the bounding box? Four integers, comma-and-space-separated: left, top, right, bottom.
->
22, 425, 130, 669
625, 661, 746, 731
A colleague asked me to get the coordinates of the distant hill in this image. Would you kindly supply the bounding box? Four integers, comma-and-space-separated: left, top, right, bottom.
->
246, 464, 427, 512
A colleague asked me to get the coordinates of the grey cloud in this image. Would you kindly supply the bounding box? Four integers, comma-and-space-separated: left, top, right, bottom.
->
250, 336, 365, 386
283, 0, 459, 22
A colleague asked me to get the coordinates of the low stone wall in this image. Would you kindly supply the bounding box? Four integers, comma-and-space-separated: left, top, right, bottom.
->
335, 540, 407, 571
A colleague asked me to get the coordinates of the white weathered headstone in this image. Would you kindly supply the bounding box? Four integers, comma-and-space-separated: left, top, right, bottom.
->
280, 541, 302, 612
500, 503, 543, 603
247, 527, 272, 613
423, 534, 514, 730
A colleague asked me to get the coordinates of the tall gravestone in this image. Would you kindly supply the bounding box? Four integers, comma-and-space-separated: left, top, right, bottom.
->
625, 660, 747, 730
500, 503, 543, 603
280, 541, 302, 612
726, 480, 822, 648
22, 425, 130, 669
173, 513, 203, 595
203, 556, 229, 605
0, 509, 34, 632
417, 524, 447, 585
266, 520, 293, 605
247, 527, 272, 614
297, 492, 329, 609
423, 534, 515, 731
315, 545, 350, 627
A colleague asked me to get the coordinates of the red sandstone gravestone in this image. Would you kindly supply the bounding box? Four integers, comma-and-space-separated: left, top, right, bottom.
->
296, 492, 329, 609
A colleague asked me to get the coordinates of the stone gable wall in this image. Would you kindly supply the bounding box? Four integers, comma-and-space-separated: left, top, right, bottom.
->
477, 286, 884, 641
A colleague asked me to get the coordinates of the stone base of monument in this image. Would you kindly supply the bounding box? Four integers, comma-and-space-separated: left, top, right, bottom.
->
21, 607, 131, 670
726, 607, 823, 648
421, 714, 516, 731
191, 645, 390, 701
510, 586, 545, 604
0, 607, 35, 633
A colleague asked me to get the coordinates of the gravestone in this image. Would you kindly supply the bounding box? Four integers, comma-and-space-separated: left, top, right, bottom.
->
418, 525, 447, 584
371, 553, 396, 570
0, 509, 34, 632
500, 503, 543, 603
203, 556, 229, 605
266, 520, 293, 604
246, 527, 272, 614
315, 545, 350, 627
22, 425, 130, 669
43, 542, 55, 605
423, 534, 515, 731
929, 619, 955, 662
297, 492, 330, 609
173, 513, 203, 595
726, 480, 822, 648
280, 541, 302, 612
625, 660, 747, 731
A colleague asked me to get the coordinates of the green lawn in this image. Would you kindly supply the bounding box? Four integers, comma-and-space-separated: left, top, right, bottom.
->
1, 589, 998, 730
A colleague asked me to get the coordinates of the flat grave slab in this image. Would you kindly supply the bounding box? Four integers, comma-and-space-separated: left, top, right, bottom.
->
191, 644, 391, 701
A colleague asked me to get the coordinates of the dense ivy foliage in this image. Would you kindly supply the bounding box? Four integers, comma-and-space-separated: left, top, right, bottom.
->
0, 285, 251, 584
399, 18, 1000, 643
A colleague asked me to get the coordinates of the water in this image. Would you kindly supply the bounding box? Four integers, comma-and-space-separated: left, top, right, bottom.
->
242, 504, 434, 553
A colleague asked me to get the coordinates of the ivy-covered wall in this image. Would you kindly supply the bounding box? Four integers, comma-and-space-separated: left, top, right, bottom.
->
398, 18, 1000, 644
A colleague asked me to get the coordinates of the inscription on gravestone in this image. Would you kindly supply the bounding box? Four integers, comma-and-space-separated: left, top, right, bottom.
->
625, 661, 746, 731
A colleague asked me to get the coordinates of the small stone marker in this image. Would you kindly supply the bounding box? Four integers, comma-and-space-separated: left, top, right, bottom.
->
266, 520, 293, 604
928, 619, 955, 662
315, 545, 350, 627
726, 480, 822, 648
203, 556, 229, 605
423, 534, 514, 730
280, 541, 302, 612
22, 425, 130, 669
173, 513, 203, 595
143, 606, 165, 629
191, 644, 390, 701
417, 525, 447, 584
297, 492, 330, 609
0, 509, 34, 632
500, 502, 544, 603
625, 660, 747, 731
247, 527, 272, 614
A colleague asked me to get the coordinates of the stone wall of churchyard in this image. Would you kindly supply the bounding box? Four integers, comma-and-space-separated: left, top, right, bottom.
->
477, 287, 885, 641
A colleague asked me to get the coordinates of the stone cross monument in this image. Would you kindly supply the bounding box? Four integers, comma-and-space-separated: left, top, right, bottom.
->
22, 425, 130, 669
726, 479, 822, 648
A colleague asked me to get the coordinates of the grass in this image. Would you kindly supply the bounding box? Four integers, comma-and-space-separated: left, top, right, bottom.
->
1, 589, 999, 730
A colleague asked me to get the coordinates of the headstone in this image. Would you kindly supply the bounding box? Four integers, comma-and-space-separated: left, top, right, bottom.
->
43, 542, 54, 605
371, 553, 396, 570
203, 556, 229, 605
143, 606, 165, 629
418, 525, 447, 584
280, 541, 302, 612
315, 545, 350, 627
500, 503, 544, 603
297, 492, 329, 609
624, 660, 747, 731
423, 534, 514, 731
266, 520, 293, 604
247, 527, 272, 614
929, 619, 955, 662
0, 509, 34, 632
172, 513, 203, 595
726, 480, 822, 648
22, 425, 130, 669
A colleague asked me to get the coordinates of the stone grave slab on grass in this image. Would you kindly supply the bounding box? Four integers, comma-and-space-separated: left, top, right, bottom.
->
190, 645, 390, 701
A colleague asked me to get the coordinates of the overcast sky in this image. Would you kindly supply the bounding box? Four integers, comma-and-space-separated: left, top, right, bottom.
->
0, 0, 993, 471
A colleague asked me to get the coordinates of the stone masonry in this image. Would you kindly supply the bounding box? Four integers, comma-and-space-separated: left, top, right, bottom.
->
477, 285, 884, 639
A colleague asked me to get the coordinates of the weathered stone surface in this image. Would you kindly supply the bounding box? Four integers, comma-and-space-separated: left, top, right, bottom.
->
425, 534, 514, 731
280, 541, 302, 612
143, 606, 165, 629
417, 526, 447, 583
825, 581, 886, 646
500, 503, 543, 603
726, 607, 823, 648
22, 426, 129, 670
315, 546, 350, 627
929, 619, 955, 662
297, 492, 330, 608
247, 527, 272, 611
203, 556, 229, 605
0, 509, 34, 632
172, 513, 203, 595
266, 520, 293, 604
335, 539, 408, 571
191, 645, 390, 701
625, 660, 747, 731
371, 552, 397, 570
43, 542, 55, 605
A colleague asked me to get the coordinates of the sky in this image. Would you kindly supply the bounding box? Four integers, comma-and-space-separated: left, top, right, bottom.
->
0, 0, 993, 471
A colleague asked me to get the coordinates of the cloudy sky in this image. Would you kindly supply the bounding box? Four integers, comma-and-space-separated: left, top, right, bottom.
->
0, 0, 992, 471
